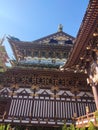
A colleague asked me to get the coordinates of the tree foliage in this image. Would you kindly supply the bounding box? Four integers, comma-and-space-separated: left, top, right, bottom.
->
76, 127, 80, 130
62, 124, 67, 130
88, 121, 97, 130
69, 124, 75, 130
0, 124, 5, 130
80, 127, 86, 130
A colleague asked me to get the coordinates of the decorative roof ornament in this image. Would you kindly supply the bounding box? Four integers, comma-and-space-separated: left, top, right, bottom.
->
8, 35, 20, 41
58, 24, 63, 32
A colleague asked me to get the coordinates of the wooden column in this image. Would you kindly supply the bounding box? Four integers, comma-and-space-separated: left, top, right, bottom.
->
86, 61, 98, 110
92, 85, 98, 110
87, 72, 98, 110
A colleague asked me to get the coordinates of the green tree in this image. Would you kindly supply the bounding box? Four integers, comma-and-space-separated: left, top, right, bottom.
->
80, 127, 86, 130
94, 110, 98, 123
69, 124, 75, 130
76, 127, 80, 130
0, 125, 2, 130
6, 124, 10, 130
67, 127, 70, 130
0, 125, 5, 130
62, 124, 67, 130
88, 121, 97, 130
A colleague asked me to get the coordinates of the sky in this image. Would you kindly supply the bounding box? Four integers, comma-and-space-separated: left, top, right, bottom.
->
0, 0, 89, 59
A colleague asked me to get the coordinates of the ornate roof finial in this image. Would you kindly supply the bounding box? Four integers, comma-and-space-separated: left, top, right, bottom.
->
58, 24, 63, 32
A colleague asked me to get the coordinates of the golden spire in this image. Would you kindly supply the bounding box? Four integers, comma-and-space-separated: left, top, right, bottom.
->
58, 24, 63, 32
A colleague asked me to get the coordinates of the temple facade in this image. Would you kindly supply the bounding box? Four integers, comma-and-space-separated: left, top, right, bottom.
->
0, 0, 98, 129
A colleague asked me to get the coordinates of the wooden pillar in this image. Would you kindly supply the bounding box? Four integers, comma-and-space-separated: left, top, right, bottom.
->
92, 85, 98, 110
86, 63, 98, 110
87, 74, 98, 110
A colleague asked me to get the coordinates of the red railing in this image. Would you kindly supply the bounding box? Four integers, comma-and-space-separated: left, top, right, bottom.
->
75, 112, 98, 128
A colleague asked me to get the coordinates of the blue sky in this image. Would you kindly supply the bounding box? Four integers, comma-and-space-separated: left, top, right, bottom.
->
0, 0, 89, 58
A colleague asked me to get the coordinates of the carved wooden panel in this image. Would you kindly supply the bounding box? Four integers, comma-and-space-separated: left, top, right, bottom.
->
0, 69, 91, 92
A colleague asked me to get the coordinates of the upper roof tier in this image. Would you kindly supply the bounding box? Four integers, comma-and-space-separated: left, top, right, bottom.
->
64, 0, 98, 73
7, 29, 75, 69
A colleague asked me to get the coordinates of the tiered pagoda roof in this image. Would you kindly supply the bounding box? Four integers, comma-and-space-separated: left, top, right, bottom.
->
7, 27, 74, 69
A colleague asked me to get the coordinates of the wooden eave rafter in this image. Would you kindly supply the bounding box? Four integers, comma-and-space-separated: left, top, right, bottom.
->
64, 0, 98, 70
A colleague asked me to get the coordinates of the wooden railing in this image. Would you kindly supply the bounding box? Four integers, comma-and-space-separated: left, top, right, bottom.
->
75, 112, 98, 128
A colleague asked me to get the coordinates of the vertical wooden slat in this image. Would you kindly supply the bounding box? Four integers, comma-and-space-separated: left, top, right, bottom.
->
59, 100, 62, 118
23, 100, 26, 117
74, 102, 77, 116
82, 103, 86, 115
24, 99, 28, 116
58, 101, 60, 118
44, 99, 47, 118
38, 99, 40, 118
71, 102, 74, 117
40, 99, 42, 118
42, 99, 44, 118
67, 102, 70, 118
65, 102, 67, 119
49, 100, 51, 118
61, 100, 63, 119
8, 99, 14, 116
10, 99, 14, 116
47, 100, 49, 118
45, 100, 47, 118
71, 102, 73, 118
50, 100, 53, 118
52, 100, 54, 118
62, 101, 65, 118
37, 98, 40, 117
56, 100, 58, 118
31, 97, 35, 118
90, 102, 93, 112
84, 102, 87, 114
28, 99, 31, 117
68, 102, 72, 118
26, 99, 29, 117
20, 99, 24, 116
35, 100, 38, 117
16, 99, 21, 116
27, 99, 31, 117
77, 103, 80, 116
92, 102, 96, 112
83, 103, 86, 115
47, 99, 49, 118
21, 99, 25, 116
78, 102, 81, 116
49, 98, 51, 119
19, 99, 23, 116
44, 99, 46, 118
13, 99, 18, 116
32, 100, 36, 117
55, 101, 57, 118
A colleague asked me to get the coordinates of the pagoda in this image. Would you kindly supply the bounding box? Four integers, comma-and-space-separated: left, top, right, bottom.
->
0, 25, 96, 129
